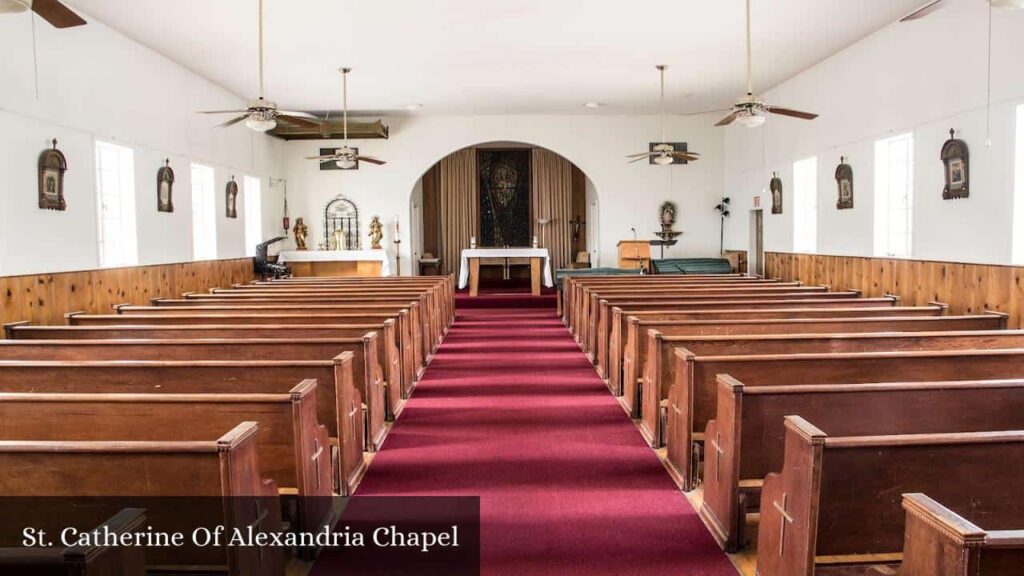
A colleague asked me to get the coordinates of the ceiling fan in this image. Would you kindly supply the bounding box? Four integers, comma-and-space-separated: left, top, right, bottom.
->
626, 65, 700, 165
305, 68, 386, 169
197, 0, 319, 132
0, 0, 85, 28
901, 0, 1024, 22
715, 0, 818, 128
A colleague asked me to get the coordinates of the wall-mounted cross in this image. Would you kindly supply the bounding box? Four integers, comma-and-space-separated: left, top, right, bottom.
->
772, 493, 795, 557
310, 438, 324, 490
709, 433, 725, 482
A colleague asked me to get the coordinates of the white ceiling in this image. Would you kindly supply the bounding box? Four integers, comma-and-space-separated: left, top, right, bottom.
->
66, 0, 925, 116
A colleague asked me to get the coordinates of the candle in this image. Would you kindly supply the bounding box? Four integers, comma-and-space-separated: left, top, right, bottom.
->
394, 217, 401, 242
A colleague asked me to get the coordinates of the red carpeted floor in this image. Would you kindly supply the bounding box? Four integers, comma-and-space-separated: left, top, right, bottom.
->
317, 291, 737, 575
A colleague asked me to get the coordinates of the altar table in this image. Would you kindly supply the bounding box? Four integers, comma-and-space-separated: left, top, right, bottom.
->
278, 250, 392, 277
458, 248, 553, 296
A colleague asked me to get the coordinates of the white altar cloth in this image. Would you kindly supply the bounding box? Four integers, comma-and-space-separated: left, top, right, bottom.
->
458, 248, 553, 288
278, 250, 392, 276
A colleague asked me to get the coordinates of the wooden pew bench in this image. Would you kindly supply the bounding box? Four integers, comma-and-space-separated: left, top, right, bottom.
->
899, 493, 1024, 576
0, 508, 147, 576
593, 293, 883, 378
756, 416, 1024, 576
666, 346, 1024, 492
0, 356, 368, 494
616, 305, 948, 412
0, 422, 286, 576
66, 311, 421, 392
700, 375, 1024, 552
0, 379, 335, 531
4, 321, 413, 402
641, 328, 1024, 449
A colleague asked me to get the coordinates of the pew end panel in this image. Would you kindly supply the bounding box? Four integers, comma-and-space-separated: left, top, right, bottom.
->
670, 347, 698, 491
333, 351, 367, 496
290, 379, 335, 535
984, 309, 1011, 329
900, 493, 989, 576
2, 321, 29, 340
756, 416, 826, 576
699, 375, 746, 553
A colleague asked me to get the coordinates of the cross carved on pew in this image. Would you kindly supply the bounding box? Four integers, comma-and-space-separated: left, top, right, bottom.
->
311, 438, 324, 490
772, 493, 794, 557
710, 433, 725, 482
250, 500, 269, 566
348, 402, 361, 450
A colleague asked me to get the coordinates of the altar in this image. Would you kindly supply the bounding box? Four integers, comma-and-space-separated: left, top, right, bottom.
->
459, 248, 553, 297
278, 250, 392, 277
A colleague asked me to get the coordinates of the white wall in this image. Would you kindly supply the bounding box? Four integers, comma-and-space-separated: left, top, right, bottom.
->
723, 0, 1024, 265
0, 11, 286, 276
282, 114, 726, 275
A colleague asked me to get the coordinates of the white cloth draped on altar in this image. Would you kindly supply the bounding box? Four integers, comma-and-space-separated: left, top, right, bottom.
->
458, 248, 553, 288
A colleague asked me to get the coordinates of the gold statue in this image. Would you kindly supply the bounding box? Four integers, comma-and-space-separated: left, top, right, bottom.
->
368, 215, 383, 249
293, 217, 309, 251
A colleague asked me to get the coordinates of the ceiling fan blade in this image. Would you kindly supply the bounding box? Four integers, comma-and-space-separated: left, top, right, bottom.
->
899, 0, 946, 22
766, 106, 818, 120
357, 155, 387, 165
32, 0, 87, 28
319, 158, 341, 164
628, 156, 654, 164
672, 152, 700, 161
215, 115, 249, 129
198, 110, 250, 115
715, 111, 740, 126
278, 110, 320, 120
277, 114, 321, 128
681, 107, 733, 117
626, 152, 657, 158
306, 154, 339, 160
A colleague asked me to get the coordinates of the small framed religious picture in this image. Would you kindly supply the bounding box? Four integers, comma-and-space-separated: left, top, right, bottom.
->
157, 159, 174, 213
835, 156, 854, 210
769, 172, 783, 214
941, 128, 969, 200
38, 138, 68, 211
225, 176, 239, 219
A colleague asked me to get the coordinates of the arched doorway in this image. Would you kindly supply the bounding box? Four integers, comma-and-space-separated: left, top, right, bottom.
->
408, 141, 598, 279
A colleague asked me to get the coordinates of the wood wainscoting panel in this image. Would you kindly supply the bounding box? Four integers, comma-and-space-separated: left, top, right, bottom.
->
766, 252, 1024, 329
0, 258, 254, 329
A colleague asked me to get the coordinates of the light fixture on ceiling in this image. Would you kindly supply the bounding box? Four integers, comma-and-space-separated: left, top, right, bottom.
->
305, 68, 387, 168
196, 0, 320, 132
625, 65, 701, 165
584, 102, 603, 110
715, 0, 817, 128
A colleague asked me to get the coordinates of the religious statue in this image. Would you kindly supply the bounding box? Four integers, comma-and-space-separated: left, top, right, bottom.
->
369, 215, 384, 249
293, 217, 309, 251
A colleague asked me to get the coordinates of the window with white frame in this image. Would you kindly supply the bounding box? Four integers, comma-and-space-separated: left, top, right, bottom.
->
874, 133, 914, 258
191, 164, 217, 260
1013, 104, 1024, 264
244, 175, 263, 257
792, 157, 818, 253
94, 141, 138, 267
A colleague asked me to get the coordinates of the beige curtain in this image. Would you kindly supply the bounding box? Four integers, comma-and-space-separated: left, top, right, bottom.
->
531, 148, 574, 272
438, 148, 479, 275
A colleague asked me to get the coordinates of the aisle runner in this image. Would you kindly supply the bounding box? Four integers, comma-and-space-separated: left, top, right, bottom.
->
313, 292, 736, 575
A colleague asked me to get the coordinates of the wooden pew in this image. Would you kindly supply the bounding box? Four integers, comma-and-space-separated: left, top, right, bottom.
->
0, 422, 286, 575
666, 346, 1024, 492
617, 305, 948, 412
573, 284, 828, 342
67, 311, 421, 392
756, 416, 1024, 576
899, 493, 1024, 576
701, 375, 1024, 552
4, 321, 412, 401
592, 294, 888, 377
557, 273, 754, 316
0, 380, 334, 531
641, 328, 1024, 448
0, 508, 147, 576
0, 355, 369, 493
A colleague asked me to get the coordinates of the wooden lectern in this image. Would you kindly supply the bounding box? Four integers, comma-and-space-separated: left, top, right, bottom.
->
617, 240, 651, 271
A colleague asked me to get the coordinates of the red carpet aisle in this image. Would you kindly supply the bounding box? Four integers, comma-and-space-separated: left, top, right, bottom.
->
315, 291, 737, 575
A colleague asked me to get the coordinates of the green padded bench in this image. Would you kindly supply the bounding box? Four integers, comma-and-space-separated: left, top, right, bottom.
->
651, 258, 733, 275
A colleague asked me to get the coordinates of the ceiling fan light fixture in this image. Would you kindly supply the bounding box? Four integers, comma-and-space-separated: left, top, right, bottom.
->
0, 0, 30, 13
735, 109, 766, 128
336, 158, 357, 169
584, 102, 603, 110
991, 0, 1024, 9
245, 111, 277, 132
654, 155, 675, 166
405, 103, 423, 111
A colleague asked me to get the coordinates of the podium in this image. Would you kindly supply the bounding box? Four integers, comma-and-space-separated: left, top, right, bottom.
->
617, 240, 651, 271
